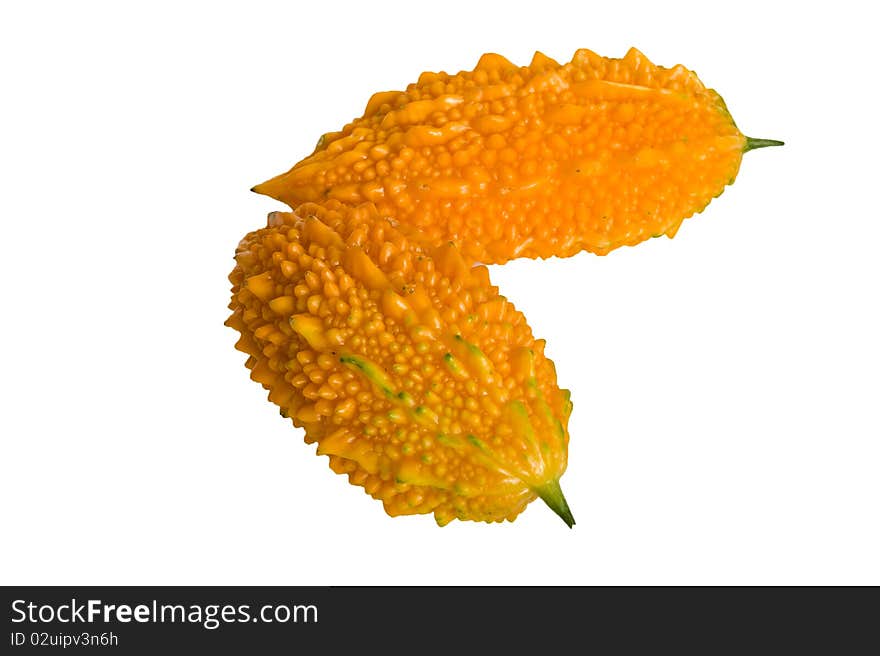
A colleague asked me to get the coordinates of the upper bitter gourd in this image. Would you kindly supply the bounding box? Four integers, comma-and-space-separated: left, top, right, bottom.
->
254, 48, 781, 263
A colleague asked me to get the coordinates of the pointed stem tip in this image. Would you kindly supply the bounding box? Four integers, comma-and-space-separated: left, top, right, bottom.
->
534, 479, 575, 528
744, 137, 785, 153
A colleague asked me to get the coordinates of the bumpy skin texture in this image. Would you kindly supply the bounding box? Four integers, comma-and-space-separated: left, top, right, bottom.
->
226, 201, 573, 525
254, 48, 747, 263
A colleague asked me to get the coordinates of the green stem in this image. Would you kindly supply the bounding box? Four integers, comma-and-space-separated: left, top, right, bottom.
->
744, 137, 785, 152
534, 479, 575, 528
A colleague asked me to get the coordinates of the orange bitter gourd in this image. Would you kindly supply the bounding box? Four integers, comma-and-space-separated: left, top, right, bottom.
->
254, 48, 781, 263
226, 200, 574, 526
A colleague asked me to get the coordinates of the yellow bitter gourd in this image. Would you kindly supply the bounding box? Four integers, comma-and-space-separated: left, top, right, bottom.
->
226, 200, 574, 526
254, 47, 781, 263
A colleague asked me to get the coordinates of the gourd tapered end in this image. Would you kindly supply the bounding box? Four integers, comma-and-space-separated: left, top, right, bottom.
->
744, 137, 784, 152
535, 479, 575, 528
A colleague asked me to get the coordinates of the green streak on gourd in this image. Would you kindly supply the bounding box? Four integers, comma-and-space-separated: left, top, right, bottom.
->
442, 352, 467, 377
454, 334, 495, 382
528, 377, 566, 447
339, 354, 397, 399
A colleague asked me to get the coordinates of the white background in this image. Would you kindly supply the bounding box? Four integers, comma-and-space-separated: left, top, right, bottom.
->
2, 0, 877, 585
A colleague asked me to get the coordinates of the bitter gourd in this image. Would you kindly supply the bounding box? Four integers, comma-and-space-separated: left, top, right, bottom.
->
227, 201, 574, 526
254, 48, 781, 263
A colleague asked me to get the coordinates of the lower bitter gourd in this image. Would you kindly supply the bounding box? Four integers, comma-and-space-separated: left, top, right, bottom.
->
227, 201, 574, 525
